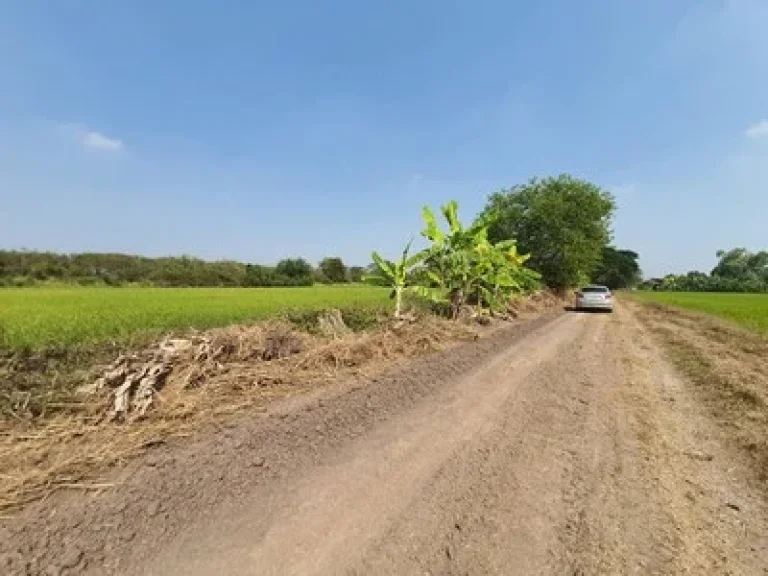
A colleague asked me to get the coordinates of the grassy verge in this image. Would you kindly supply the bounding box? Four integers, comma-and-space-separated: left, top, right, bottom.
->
630, 291, 768, 334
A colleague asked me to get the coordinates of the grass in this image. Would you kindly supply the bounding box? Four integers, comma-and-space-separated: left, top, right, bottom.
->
630, 291, 768, 335
0, 285, 391, 350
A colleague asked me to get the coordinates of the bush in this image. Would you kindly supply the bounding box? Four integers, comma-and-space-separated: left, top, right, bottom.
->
11, 276, 35, 287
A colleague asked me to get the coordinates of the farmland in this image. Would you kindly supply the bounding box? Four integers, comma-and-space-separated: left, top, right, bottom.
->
0, 285, 390, 350
631, 291, 768, 334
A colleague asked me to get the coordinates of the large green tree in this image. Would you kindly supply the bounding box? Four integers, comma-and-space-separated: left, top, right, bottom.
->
482, 175, 615, 289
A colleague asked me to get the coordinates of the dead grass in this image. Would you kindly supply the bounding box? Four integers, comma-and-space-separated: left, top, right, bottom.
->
630, 299, 768, 487
0, 313, 481, 514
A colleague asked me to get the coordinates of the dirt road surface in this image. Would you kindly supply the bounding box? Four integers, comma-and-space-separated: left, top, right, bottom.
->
4, 304, 767, 575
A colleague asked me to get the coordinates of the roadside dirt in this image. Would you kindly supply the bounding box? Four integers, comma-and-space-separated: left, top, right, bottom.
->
3, 303, 767, 575
629, 298, 768, 491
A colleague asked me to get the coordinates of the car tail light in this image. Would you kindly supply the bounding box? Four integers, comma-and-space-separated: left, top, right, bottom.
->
605, 292, 613, 300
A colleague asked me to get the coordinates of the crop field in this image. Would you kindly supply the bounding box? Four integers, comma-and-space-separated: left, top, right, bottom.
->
631, 291, 768, 334
0, 286, 391, 350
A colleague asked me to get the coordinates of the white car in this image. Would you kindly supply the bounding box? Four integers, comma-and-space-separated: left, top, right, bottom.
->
574, 285, 614, 312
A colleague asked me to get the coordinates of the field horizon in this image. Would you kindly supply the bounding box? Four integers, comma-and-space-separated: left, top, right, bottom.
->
630, 291, 768, 335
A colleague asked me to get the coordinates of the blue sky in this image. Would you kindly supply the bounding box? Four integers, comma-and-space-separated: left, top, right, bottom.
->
1, 0, 767, 277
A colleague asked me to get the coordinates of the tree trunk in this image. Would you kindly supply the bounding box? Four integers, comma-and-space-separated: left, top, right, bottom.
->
394, 286, 403, 318
450, 289, 463, 320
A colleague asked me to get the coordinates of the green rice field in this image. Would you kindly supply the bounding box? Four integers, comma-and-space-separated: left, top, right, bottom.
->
631, 291, 768, 335
0, 286, 391, 350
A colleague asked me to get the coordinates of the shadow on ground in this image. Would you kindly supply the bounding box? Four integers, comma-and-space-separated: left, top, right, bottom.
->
564, 306, 613, 314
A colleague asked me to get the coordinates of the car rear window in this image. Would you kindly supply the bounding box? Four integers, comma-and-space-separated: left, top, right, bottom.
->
581, 286, 609, 293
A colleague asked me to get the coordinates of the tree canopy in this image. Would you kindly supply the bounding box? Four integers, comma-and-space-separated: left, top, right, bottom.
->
318, 257, 348, 283
592, 247, 641, 289
347, 266, 365, 283
711, 248, 768, 283
274, 258, 314, 283
481, 175, 616, 289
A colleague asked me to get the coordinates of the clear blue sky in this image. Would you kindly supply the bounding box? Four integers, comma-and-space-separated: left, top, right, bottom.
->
2, 1, 767, 277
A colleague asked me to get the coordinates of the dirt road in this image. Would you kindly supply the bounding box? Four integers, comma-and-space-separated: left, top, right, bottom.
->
4, 304, 767, 575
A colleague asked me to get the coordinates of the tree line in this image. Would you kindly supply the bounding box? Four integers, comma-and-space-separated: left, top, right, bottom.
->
646, 248, 768, 293
0, 251, 365, 287
2, 174, 644, 292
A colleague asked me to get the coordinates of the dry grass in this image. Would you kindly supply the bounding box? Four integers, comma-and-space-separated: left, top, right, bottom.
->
0, 314, 481, 514
630, 299, 768, 488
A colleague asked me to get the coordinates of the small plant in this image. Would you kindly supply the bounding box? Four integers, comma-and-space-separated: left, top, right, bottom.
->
363, 241, 428, 318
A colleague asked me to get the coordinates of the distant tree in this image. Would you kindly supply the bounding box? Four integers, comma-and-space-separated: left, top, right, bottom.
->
747, 251, 768, 283
275, 258, 314, 281
347, 266, 365, 283
481, 175, 615, 290
243, 264, 276, 287
711, 248, 768, 284
0, 250, 321, 288
312, 268, 331, 284
319, 257, 348, 283
712, 248, 751, 280
592, 247, 641, 289
655, 248, 768, 293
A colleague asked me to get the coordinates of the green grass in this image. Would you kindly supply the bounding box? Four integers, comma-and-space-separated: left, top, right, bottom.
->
631, 291, 768, 334
0, 285, 391, 350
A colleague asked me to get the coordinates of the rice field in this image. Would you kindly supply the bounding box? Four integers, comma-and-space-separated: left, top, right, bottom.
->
631, 291, 768, 335
0, 286, 391, 350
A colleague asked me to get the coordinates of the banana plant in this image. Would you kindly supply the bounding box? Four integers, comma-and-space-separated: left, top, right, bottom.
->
362, 240, 428, 318
366, 200, 539, 321
421, 201, 499, 318
421, 200, 540, 318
